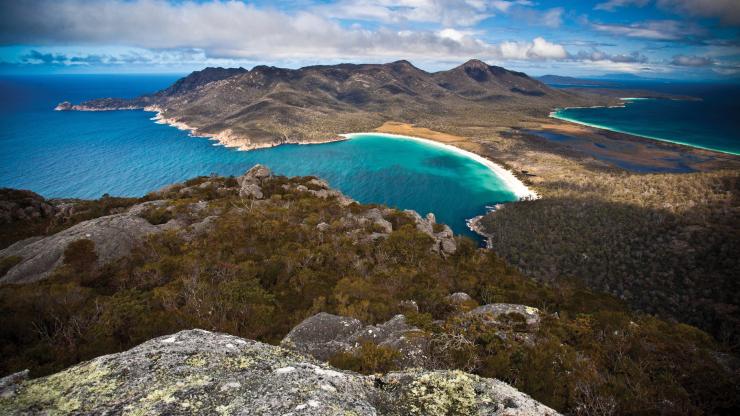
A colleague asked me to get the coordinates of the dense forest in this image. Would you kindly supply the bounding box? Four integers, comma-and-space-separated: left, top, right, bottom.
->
479, 169, 740, 348
1, 172, 737, 415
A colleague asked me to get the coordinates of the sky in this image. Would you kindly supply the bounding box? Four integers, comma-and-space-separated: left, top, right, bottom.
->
0, 0, 738, 80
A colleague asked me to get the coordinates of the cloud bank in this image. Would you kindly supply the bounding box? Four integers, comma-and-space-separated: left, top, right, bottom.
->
1, 0, 562, 62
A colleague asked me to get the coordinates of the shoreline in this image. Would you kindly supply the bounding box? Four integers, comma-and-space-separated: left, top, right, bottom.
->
145, 110, 539, 241
341, 132, 539, 201
143, 109, 542, 202
549, 110, 740, 156
145, 106, 345, 151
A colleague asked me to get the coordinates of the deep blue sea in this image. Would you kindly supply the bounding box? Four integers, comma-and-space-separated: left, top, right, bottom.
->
0, 74, 517, 238
549, 81, 740, 155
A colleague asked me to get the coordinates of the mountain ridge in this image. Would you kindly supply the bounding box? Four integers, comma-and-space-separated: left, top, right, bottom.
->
56, 60, 611, 150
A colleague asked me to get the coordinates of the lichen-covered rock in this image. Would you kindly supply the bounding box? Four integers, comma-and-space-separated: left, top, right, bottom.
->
0, 329, 559, 415
384, 369, 559, 416
238, 164, 272, 186
307, 188, 355, 206
239, 182, 264, 199
347, 314, 431, 368
0, 370, 28, 399
468, 303, 541, 329
0, 198, 216, 284
447, 292, 474, 305
236, 165, 273, 199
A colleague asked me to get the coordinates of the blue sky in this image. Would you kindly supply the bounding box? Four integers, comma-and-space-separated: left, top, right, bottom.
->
0, 0, 738, 79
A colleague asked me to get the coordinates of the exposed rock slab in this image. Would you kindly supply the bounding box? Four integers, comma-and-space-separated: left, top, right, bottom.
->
280, 312, 363, 361
283, 313, 431, 368
0, 329, 559, 415
0, 210, 161, 284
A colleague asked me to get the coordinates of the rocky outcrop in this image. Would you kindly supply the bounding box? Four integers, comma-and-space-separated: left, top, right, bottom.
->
0, 329, 559, 415
467, 303, 542, 331
280, 312, 364, 361
282, 313, 430, 368
0, 209, 160, 284
0, 189, 56, 224
284, 299, 544, 369
237, 164, 272, 199
447, 292, 474, 305
405, 210, 457, 255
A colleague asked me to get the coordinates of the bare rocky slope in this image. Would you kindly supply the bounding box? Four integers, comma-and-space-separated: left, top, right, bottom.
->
56, 60, 611, 150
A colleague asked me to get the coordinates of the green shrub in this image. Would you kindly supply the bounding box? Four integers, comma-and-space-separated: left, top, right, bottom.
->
0, 255, 22, 277
329, 342, 400, 374
63, 239, 97, 273
140, 206, 173, 225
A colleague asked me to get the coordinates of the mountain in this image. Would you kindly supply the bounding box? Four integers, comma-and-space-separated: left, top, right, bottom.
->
57, 60, 608, 150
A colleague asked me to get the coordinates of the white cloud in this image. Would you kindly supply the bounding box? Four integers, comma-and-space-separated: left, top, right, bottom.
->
498, 37, 567, 60
437, 28, 476, 42
671, 54, 714, 67
316, 0, 495, 27
591, 20, 702, 40
573, 49, 648, 63
0, 0, 573, 64
594, 0, 650, 12
584, 59, 656, 73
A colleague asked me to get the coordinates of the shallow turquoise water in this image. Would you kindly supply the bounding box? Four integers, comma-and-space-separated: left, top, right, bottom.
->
550, 82, 740, 155
0, 75, 517, 237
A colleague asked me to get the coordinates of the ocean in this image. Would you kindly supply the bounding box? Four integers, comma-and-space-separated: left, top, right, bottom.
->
549, 80, 740, 155
0, 74, 517, 238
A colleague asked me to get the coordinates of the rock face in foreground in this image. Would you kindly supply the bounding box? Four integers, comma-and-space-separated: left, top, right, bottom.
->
0, 329, 559, 415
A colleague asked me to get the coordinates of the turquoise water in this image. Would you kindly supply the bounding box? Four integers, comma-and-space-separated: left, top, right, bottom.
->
550, 82, 740, 155
0, 75, 517, 237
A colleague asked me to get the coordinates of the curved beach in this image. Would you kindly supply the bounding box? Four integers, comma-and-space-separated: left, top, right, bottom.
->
342, 132, 539, 201
550, 102, 740, 156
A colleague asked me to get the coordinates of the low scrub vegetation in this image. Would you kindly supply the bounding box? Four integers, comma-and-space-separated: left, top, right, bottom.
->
0, 174, 737, 415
